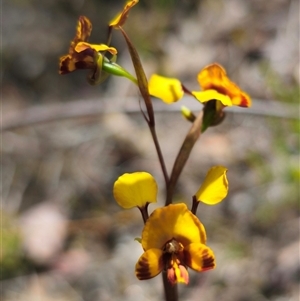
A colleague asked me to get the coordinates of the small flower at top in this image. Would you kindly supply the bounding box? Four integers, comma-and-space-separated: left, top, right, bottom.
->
59, 16, 138, 84
59, 16, 124, 84
135, 203, 215, 285
109, 0, 139, 29
192, 63, 251, 108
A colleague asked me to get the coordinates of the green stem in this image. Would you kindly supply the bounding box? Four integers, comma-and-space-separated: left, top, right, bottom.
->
162, 272, 178, 301
102, 58, 138, 85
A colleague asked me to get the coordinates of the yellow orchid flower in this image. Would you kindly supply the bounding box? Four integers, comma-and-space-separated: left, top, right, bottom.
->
192, 63, 251, 108
135, 203, 215, 285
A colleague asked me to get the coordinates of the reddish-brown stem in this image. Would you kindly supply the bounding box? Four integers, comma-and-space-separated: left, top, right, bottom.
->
165, 110, 203, 206
149, 125, 169, 187
139, 205, 149, 224
191, 195, 199, 215
162, 272, 178, 301
181, 84, 193, 96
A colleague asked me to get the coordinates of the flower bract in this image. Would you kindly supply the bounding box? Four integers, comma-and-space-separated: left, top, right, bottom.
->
195, 166, 228, 205
135, 203, 215, 285
113, 172, 157, 209
192, 63, 251, 108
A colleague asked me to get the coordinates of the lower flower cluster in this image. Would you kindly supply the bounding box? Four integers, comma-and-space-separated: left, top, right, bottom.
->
113, 167, 228, 285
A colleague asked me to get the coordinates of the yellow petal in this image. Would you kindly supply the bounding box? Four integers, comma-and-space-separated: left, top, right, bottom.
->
192, 90, 232, 106
135, 248, 163, 280
195, 166, 228, 205
149, 74, 184, 104
109, 0, 139, 28
197, 63, 251, 108
184, 243, 215, 271
113, 172, 157, 209
141, 203, 206, 251
75, 42, 117, 55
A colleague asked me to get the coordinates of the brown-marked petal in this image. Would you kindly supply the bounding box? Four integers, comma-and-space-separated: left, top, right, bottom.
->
135, 248, 163, 280
69, 16, 92, 55
59, 55, 76, 74
184, 243, 215, 271
109, 0, 139, 28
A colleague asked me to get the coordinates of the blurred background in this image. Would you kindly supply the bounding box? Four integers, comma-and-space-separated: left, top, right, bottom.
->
2, 0, 299, 300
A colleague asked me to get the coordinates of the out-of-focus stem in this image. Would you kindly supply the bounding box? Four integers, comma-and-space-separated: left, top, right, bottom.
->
149, 125, 169, 187
166, 110, 203, 206
162, 272, 178, 301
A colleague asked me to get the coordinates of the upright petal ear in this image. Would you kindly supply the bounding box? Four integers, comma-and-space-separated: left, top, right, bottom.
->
135, 249, 163, 280
109, 0, 139, 28
70, 16, 93, 55
59, 16, 93, 74
113, 172, 158, 209
76, 16, 93, 42
195, 166, 228, 205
